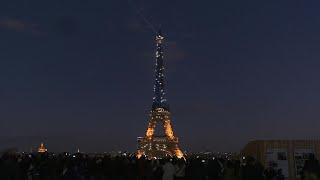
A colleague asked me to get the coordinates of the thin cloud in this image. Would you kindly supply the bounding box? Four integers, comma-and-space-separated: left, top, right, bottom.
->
0, 17, 41, 35
166, 41, 187, 63
127, 18, 147, 33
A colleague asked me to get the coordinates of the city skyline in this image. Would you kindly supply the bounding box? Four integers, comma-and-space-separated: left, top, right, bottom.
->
1, 0, 320, 153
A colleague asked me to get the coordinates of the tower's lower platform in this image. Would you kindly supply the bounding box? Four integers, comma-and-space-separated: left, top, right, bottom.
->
137, 136, 184, 159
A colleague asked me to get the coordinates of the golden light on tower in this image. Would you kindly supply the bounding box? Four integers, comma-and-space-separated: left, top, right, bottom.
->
146, 123, 155, 138
136, 150, 144, 159
164, 119, 174, 140
175, 148, 184, 159
38, 142, 47, 153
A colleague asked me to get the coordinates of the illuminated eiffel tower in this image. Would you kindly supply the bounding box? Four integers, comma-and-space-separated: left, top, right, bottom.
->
38, 142, 47, 153
137, 31, 184, 159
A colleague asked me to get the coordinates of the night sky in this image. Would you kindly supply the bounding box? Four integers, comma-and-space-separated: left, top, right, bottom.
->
1, 0, 320, 153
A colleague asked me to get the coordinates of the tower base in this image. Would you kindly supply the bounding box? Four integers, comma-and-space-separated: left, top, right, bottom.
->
137, 136, 184, 159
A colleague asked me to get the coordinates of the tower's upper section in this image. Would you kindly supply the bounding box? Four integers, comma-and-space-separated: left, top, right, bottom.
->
152, 31, 169, 111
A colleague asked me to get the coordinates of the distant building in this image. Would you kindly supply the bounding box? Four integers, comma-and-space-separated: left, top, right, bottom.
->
38, 142, 48, 153
241, 140, 320, 180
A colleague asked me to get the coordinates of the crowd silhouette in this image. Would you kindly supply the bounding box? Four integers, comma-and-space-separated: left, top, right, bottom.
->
0, 151, 320, 180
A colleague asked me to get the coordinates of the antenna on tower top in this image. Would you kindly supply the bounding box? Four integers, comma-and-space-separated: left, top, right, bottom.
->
128, 0, 157, 33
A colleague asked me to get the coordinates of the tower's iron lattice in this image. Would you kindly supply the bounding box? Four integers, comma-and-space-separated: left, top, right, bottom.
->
136, 31, 184, 159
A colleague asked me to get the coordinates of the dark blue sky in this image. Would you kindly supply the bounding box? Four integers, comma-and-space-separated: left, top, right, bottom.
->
1, 0, 320, 152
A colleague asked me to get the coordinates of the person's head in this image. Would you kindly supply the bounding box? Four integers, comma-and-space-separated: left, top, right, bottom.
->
177, 159, 185, 166
246, 156, 255, 165
308, 153, 315, 160
227, 160, 234, 168
159, 159, 165, 165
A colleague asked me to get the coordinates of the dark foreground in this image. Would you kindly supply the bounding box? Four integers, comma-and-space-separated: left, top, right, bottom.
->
0, 152, 319, 180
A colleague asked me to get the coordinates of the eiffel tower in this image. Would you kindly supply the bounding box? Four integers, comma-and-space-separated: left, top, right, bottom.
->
136, 31, 184, 159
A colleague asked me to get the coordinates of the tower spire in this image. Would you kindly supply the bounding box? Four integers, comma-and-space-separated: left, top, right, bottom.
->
152, 30, 169, 110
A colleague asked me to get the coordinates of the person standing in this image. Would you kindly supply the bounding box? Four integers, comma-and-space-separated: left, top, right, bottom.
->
175, 159, 186, 180
162, 159, 175, 180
